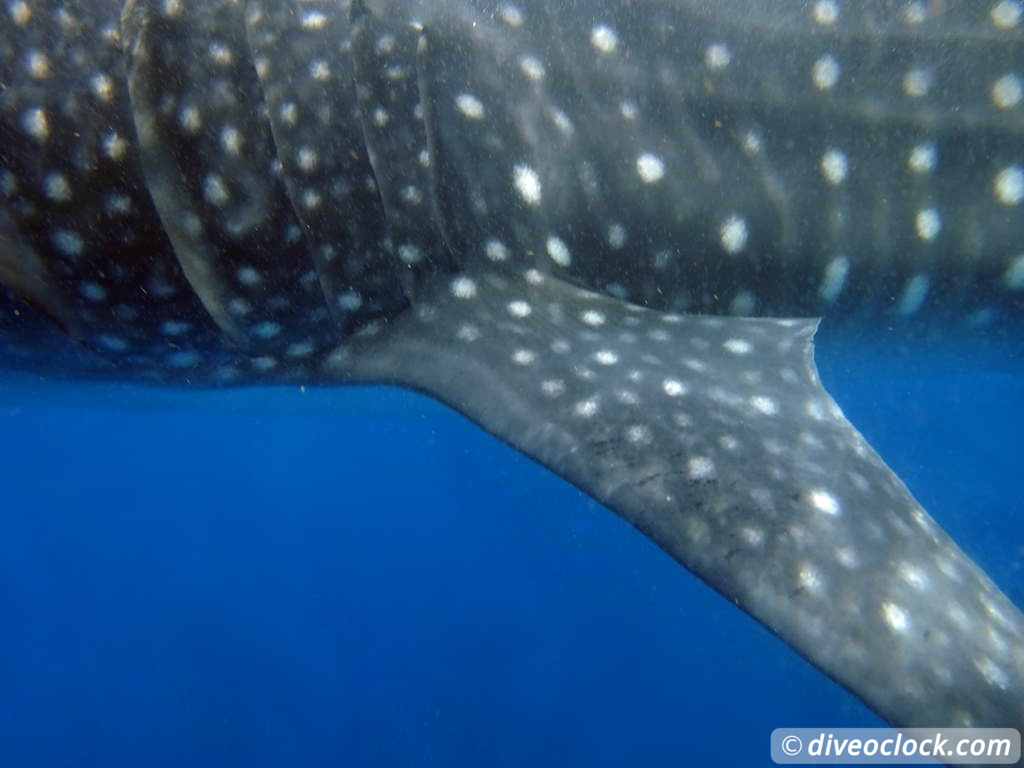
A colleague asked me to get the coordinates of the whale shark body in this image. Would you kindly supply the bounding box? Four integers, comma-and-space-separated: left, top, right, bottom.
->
1, 0, 1023, 740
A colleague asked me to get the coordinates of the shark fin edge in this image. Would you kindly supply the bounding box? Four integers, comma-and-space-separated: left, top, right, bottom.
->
330, 266, 1024, 732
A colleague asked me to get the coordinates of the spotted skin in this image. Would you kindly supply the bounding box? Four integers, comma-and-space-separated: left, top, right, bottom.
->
1, 0, 1023, 739
406, 0, 1024, 327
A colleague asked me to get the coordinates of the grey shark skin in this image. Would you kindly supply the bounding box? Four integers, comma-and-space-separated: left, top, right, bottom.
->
1, 0, 1022, 746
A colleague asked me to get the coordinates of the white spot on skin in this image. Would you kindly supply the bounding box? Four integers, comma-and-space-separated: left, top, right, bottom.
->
975, 657, 1010, 690
21, 108, 49, 141
636, 153, 665, 183
310, 60, 331, 82
687, 456, 715, 481
739, 527, 764, 547
103, 132, 129, 161
161, 321, 190, 336
750, 395, 779, 416
398, 244, 422, 265
590, 25, 618, 54
301, 10, 327, 29
513, 165, 542, 206
897, 274, 930, 315
9, 0, 31, 25
253, 321, 281, 339
673, 412, 694, 429
500, 5, 524, 27
991, 73, 1023, 109
626, 425, 652, 444
179, 106, 202, 133
991, 0, 1022, 29
287, 340, 316, 359
81, 282, 106, 301
835, 546, 859, 569
302, 189, 322, 210
203, 175, 229, 206
548, 108, 574, 136
450, 276, 477, 299
541, 379, 565, 397
915, 208, 942, 241
228, 298, 252, 316
26, 50, 50, 79
723, 339, 752, 355
1004, 254, 1024, 289
797, 564, 824, 595
908, 142, 937, 173
820, 255, 850, 303
581, 310, 606, 327
337, 292, 363, 312
662, 379, 688, 397
593, 350, 619, 365
43, 173, 71, 202
207, 42, 234, 67
90, 73, 115, 101
720, 215, 749, 253
251, 356, 278, 372
220, 126, 243, 155
546, 236, 571, 267
809, 489, 841, 516
813, 0, 839, 25
902, 68, 932, 99
280, 103, 298, 126
455, 93, 485, 120
98, 335, 128, 352
811, 55, 841, 90
704, 43, 731, 70
167, 350, 201, 368
820, 149, 848, 185
105, 194, 132, 215
52, 229, 83, 257
607, 223, 627, 249
898, 563, 930, 591
508, 300, 532, 318
512, 349, 536, 366
881, 601, 910, 633
719, 435, 739, 452
994, 165, 1024, 205
456, 324, 481, 343
741, 130, 763, 156
519, 56, 545, 81
575, 398, 599, 418
236, 266, 262, 286
903, 1, 927, 23
296, 147, 318, 173
485, 239, 509, 262
617, 389, 640, 405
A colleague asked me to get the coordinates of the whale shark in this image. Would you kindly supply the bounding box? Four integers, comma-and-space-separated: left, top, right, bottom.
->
1, 0, 1022, 741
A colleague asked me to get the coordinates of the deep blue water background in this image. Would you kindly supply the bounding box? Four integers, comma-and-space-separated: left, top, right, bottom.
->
0, 331, 1020, 767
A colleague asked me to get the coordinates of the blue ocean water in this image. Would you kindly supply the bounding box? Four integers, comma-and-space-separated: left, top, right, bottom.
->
0, 334, 1020, 767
